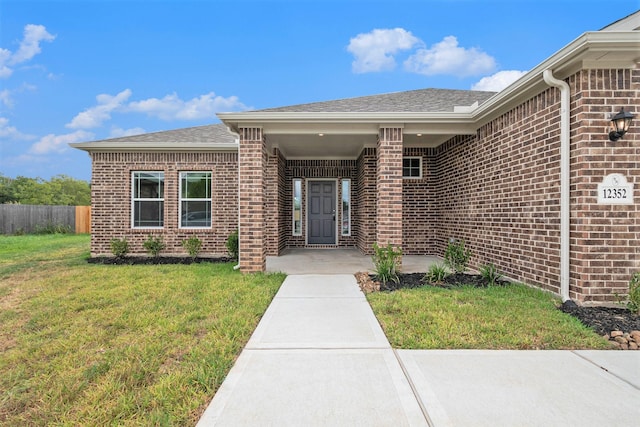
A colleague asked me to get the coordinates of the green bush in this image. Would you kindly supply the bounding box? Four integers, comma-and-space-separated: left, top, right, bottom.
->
444, 239, 471, 273
479, 263, 503, 286
110, 238, 129, 258
182, 236, 202, 259
143, 235, 164, 258
372, 243, 402, 285
628, 272, 640, 314
226, 230, 239, 260
424, 262, 449, 284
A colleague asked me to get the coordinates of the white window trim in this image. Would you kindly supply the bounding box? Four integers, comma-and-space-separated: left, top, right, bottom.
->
292, 178, 303, 236
341, 179, 351, 236
403, 156, 423, 179
131, 171, 164, 229
179, 171, 212, 229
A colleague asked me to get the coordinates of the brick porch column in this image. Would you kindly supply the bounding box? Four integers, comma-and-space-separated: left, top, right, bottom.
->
238, 127, 266, 272
377, 127, 403, 252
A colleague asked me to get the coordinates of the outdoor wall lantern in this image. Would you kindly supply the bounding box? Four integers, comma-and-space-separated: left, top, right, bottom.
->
608, 108, 635, 141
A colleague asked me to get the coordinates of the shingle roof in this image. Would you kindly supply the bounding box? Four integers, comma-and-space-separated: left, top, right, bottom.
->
257, 88, 496, 113
80, 88, 497, 145
91, 123, 236, 144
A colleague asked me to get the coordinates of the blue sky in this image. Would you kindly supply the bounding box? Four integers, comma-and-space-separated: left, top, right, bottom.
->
1, 0, 638, 182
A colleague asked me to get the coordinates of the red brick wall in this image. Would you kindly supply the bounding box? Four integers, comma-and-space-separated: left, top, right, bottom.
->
431, 68, 639, 303
434, 91, 565, 295
356, 148, 377, 254
90, 151, 238, 257
402, 147, 438, 255
377, 128, 403, 249
569, 68, 640, 302
239, 127, 267, 272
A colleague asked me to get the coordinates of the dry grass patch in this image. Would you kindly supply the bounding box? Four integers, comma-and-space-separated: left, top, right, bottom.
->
0, 234, 285, 426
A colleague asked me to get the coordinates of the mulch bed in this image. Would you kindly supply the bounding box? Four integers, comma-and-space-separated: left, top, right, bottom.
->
357, 272, 640, 349
87, 256, 233, 265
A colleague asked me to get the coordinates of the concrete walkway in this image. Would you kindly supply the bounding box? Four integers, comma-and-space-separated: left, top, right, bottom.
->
198, 275, 640, 426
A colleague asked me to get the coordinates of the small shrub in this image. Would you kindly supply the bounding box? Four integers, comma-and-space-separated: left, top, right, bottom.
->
182, 236, 202, 259
226, 230, 238, 260
110, 238, 129, 258
372, 243, 402, 285
143, 235, 164, 257
628, 272, 640, 314
479, 263, 503, 286
424, 262, 449, 284
444, 239, 471, 273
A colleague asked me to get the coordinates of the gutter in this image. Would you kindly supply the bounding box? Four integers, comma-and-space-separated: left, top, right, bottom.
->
542, 69, 571, 303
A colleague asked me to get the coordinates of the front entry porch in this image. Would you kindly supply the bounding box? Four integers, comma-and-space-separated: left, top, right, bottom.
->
266, 248, 441, 275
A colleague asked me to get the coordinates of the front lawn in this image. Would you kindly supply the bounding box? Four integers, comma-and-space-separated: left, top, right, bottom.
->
0, 234, 285, 426
367, 283, 611, 350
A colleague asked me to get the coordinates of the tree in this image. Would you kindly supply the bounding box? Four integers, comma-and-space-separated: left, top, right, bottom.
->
0, 174, 90, 205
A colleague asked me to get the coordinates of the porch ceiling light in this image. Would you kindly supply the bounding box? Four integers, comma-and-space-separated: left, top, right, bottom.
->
608, 108, 635, 141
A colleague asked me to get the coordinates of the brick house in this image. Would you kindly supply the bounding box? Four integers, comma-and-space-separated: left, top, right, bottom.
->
73, 12, 639, 304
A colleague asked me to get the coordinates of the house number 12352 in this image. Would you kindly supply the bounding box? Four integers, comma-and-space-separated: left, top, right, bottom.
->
602, 188, 627, 199
597, 173, 634, 205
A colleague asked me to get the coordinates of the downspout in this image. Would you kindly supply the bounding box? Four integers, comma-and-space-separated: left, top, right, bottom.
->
542, 69, 571, 303
226, 127, 241, 271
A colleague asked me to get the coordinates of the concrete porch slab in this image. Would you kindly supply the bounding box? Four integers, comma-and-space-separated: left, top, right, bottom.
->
266, 248, 439, 274
196, 349, 428, 427
276, 274, 364, 298
397, 350, 640, 427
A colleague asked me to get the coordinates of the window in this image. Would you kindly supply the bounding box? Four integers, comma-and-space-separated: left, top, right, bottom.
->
180, 172, 212, 228
132, 172, 164, 228
341, 179, 351, 236
403, 157, 422, 178
292, 179, 302, 236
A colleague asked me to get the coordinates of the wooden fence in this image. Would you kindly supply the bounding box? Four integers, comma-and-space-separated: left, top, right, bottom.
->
0, 205, 91, 234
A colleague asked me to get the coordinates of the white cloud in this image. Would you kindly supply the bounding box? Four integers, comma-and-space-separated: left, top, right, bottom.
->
0, 90, 13, 108
347, 28, 420, 73
127, 91, 249, 120
66, 89, 132, 129
471, 70, 528, 92
0, 117, 35, 140
0, 49, 12, 78
404, 36, 496, 77
0, 24, 55, 79
29, 130, 94, 154
109, 126, 145, 138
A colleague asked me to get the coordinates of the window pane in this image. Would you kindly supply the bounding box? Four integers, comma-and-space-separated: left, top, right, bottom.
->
402, 158, 421, 178
134, 201, 164, 227
181, 201, 211, 227
293, 179, 302, 236
182, 172, 211, 199
135, 172, 164, 199
341, 179, 350, 236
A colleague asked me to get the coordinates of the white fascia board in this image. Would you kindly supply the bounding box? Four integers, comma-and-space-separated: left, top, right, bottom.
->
69, 141, 239, 153
218, 111, 475, 125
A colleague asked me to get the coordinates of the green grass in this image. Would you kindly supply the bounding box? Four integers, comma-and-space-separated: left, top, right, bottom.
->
0, 234, 285, 426
367, 283, 611, 350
